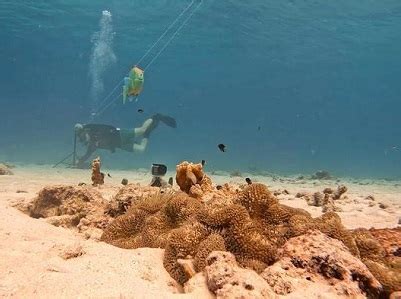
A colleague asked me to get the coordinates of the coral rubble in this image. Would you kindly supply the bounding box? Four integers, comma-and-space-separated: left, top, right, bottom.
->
91, 157, 104, 186
205, 251, 276, 299
0, 163, 13, 175
26, 185, 110, 232
262, 231, 382, 298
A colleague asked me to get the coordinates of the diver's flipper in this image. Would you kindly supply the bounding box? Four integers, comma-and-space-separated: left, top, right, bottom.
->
153, 113, 177, 128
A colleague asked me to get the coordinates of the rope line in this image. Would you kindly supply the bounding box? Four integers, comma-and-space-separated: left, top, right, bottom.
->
144, 0, 203, 70
95, 92, 123, 118
136, 0, 196, 66
93, 78, 124, 114
89, 0, 203, 121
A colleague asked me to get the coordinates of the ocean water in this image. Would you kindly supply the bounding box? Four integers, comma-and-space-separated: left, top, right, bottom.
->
1, 0, 401, 178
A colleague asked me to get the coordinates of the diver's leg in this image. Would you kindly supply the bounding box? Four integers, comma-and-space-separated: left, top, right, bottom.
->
134, 114, 176, 138
134, 118, 156, 138
133, 138, 148, 153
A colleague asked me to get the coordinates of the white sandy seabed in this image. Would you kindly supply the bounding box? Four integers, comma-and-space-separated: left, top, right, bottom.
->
0, 164, 400, 298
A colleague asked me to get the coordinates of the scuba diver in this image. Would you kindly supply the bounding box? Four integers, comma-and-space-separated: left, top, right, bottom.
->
74, 113, 176, 168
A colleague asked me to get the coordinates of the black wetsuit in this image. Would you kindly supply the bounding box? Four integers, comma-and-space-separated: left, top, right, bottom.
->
77, 124, 122, 164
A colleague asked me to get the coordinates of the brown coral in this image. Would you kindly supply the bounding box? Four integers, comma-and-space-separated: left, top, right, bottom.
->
141, 193, 201, 248
100, 209, 149, 248
352, 228, 401, 295
194, 234, 226, 272
235, 183, 277, 215
163, 222, 210, 284
197, 204, 278, 267
91, 157, 104, 186
286, 211, 359, 257
316, 212, 360, 257
175, 161, 212, 198
101, 191, 177, 249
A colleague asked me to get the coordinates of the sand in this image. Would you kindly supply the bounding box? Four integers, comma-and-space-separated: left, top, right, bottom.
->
0, 164, 400, 298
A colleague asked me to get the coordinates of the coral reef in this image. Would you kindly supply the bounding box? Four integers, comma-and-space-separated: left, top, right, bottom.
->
26, 185, 110, 231
261, 231, 382, 298
352, 228, 401, 295
204, 251, 276, 299
196, 204, 279, 268
0, 163, 13, 175
98, 163, 399, 296
91, 157, 104, 186
175, 161, 213, 198
287, 212, 359, 256
102, 191, 204, 252
194, 234, 226, 272
369, 227, 401, 257
105, 184, 161, 217
163, 222, 210, 284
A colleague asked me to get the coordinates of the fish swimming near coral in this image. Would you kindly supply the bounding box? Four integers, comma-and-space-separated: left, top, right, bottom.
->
218, 143, 226, 152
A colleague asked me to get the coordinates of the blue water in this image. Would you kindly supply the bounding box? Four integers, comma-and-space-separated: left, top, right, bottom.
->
1, 0, 401, 178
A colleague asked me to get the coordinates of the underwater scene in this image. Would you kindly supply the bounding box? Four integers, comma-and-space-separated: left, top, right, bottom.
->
1, 0, 401, 177
0, 1, 400, 298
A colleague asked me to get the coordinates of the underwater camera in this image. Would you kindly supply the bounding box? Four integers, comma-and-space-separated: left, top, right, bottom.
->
149, 163, 171, 187
151, 163, 167, 177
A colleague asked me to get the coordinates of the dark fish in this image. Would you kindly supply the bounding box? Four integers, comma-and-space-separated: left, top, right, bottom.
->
257, 126, 261, 131
137, 109, 144, 113
107, 173, 112, 178
216, 185, 222, 190
218, 143, 226, 152
245, 177, 252, 185
168, 177, 173, 186
201, 159, 206, 166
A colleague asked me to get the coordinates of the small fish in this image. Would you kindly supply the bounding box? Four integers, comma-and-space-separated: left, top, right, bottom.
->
216, 185, 222, 190
392, 146, 398, 150
201, 159, 206, 166
107, 173, 112, 178
137, 109, 144, 113
245, 177, 252, 185
257, 126, 261, 131
218, 143, 226, 152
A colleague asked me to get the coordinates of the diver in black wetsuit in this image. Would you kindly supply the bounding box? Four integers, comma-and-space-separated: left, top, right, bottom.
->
74, 113, 176, 168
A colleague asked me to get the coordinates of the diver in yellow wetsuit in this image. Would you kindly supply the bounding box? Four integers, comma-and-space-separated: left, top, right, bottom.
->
74, 113, 176, 168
